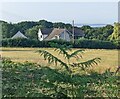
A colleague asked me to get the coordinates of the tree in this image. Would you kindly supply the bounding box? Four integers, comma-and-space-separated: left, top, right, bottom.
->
38, 20, 53, 28
53, 22, 66, 28
109, 23, 120, 41
81, 25, 92, 31
16, 21, 38, 33
37, 43, 101, 98
83, 25, 114, 41
1, 22, 18, 38
25, 25, 42, 39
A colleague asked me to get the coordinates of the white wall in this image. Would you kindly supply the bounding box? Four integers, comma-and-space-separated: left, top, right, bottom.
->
43, 35, 48, 39
38, 29, 43, 41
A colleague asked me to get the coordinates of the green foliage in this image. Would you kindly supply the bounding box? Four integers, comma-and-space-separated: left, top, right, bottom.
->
2, 38, 72, 48
37, 50, 70, 72
37, 43, 102, 98
1, 22, 19, 38
2, 38, 117, 49
38, 20, 53, 28
16, 21, 38, 33
81, 25, 92, 31
108, 23, 120, 48
70, 58, 101, 71
109, 23, 120, 41
1, 19, 116, 44
25, 25, 42, 39
2, 58, 119, 98
53, 22, 72, 29
82, 25, 113, 41
2, 38, 39, 47
74, 38, 116, 49
37, 43, 101, 73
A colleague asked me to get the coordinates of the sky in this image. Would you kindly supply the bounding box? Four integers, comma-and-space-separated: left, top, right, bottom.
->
0, 0, 119, 24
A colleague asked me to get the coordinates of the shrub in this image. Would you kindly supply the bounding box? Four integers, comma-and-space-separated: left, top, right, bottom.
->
2, 38, 117, 49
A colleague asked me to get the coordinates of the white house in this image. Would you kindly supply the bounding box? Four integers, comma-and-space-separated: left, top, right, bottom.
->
45, 28, 71, 41
38, 29, 43, 41
11, 31, 28, 39
37, 28, 53, 41
38, 28, 84, 41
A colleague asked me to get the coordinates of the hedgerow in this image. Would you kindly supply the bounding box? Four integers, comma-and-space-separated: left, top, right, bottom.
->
2, 38, 117, 49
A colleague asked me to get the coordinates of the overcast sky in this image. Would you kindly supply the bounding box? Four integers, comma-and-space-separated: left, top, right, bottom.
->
0, 1, 118, 24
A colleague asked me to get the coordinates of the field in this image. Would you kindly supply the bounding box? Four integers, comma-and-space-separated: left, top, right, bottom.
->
1, 47, 119, 73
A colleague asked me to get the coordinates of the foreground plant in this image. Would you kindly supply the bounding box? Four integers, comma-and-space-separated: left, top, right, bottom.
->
37, 43, 101, 98
2, 58, 119, 98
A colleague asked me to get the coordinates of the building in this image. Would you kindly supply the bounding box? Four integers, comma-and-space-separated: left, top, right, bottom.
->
38, 28, 84, 41
68, 27, 85, 39
11, 31, 28, 39
38, 28, 53, 41
45, 28, 71, 41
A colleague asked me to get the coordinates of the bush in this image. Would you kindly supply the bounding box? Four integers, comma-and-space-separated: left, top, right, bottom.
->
2, 38, 117, 49
74, 39, 117, 49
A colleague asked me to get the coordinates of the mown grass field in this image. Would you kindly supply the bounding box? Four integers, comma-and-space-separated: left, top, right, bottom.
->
1, 47, 119, 73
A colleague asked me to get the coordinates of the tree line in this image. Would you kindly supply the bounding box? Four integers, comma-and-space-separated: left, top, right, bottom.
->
0, 20, 119, 43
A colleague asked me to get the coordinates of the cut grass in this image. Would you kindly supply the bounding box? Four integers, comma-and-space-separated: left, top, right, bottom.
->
1, 47, 119, 73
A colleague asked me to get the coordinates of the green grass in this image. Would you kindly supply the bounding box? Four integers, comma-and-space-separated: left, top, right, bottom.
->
1, 47, 119, 73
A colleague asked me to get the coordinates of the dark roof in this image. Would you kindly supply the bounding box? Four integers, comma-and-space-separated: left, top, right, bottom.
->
45, 28, 65, 40
68, 28, 85, 37
41, 28, 53, 35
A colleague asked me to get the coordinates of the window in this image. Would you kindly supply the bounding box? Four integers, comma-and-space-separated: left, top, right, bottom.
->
41, 35, 42, 38
55, 35, 59, 39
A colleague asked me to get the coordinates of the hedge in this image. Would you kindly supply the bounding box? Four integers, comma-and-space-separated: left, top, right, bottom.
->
73, 39, 117, 49
2, 38, 117, 49
2, 38, 72, 48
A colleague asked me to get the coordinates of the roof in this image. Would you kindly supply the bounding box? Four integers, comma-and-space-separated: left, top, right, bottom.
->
41, 28, 53, 35
11, 31, 27, 39
68, 28, 85, 37
45, 28, 66, 40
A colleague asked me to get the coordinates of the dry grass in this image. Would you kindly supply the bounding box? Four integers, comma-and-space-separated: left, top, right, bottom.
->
1, 47, 119, 73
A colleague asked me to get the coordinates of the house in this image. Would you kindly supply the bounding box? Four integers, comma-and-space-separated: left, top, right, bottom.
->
11, 31, 28, 39
68, 28, 85, 39
38, 28, 84, 41
45, 28, 71, 41
38, 28, 53, 41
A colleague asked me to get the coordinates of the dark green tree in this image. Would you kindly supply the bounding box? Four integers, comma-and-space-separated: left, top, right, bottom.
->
25, 25, 42, 39
16, 21, 38, 33
38, 20, 53, 28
